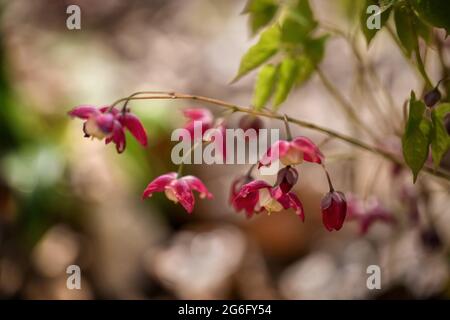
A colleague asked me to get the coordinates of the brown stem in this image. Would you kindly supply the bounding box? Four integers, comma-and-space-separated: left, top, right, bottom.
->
108, 91, 450, 182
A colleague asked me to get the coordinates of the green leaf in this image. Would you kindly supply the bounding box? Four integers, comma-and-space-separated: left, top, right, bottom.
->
281, 0, 317, 44
295, 55, 314, 86
244, 0, 279, 35
233, 25, 281, 82
252, 64, 278, 110
402, 91, 431, 182
394, 5, 417, 57
430, 103, 450, 167
303, 35, 328, 66
360, 0, 393, 46
411, 0, 450, 34
405, 91, 424, 130
273, 57, 300, 109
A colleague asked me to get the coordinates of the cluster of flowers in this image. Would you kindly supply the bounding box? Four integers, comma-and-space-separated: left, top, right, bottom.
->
68, 105, 347, 231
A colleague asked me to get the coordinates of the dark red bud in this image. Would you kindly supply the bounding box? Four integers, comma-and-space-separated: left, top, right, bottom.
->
420, 228, 442, 251
424, 88, 441, 108
321, 191, 347, 231
275, 166, 298, 194
238, 115, 263, 133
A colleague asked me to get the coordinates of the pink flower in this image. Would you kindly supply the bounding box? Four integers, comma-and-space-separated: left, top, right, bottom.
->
183, 108, 213, 137
259, 137, 324, 167
233, 180, 305, 220
142, 172, 213, 213
229, 175, 259, 217
68, 105, 148, 153
321, 191, 347, 231
347, 195, 395, 234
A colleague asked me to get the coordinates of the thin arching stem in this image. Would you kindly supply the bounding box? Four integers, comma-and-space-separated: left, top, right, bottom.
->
283, 114, 293, 140
321, 164, 335, 192
107, 91, 450, 182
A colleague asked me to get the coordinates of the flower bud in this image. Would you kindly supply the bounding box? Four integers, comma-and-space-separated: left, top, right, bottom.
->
321, 191, 347, 231
275, 166, 298, 194
238, 115, 263, 134
420, 228, 442, 251
424, 88, 441, 108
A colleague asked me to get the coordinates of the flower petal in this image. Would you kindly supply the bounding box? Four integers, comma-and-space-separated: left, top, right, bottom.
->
183, 108, 213, 137
291, 137, 324, 164
236, 180, 272, 198
121, 113, 148, 146
168, 179, 195, 213
111, 120, 126, 153
99, 106, 120, 115
142, 172, 177, 199
258, 140, 290, 167
68, 105, 99, 119
182, 175, 213, 199
183, 108, 213, 122
286, 192, 305, 221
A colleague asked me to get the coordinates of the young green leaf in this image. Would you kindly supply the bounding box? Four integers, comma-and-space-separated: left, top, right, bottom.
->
281, 0, 317, 44
394, 5, 417, 57
233, 25, 281, 83
273, 57, 300, 109
252, 64, 278, 110
430, 103, 450, 167
360, 0, 393, 46
244, 0, 279, 35
402, 91, 431, 182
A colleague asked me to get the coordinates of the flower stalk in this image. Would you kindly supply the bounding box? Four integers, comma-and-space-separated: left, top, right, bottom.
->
107, 91, 450, 182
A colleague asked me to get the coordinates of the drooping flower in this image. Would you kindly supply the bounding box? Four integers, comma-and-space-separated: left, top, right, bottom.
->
233, 180, 305, 220
321, 190, 347, 231
259, 136, 324, 168
142, 172, 213, 213
68, 105, 148, 153
347, 195, 395, 234
229, 175, 259, 217
275, 166, 298, 194
183, 108, 213, 137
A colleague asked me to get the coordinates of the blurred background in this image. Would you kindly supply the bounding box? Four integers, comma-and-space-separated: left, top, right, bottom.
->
0, 0, 449, 299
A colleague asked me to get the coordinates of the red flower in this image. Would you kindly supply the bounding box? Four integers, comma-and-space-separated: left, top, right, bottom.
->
142, 172, 212, 213
183, 108, 213, 137
259, 136, 324, 167
347, 195, 395, 234
229, 175, 259, 217
68, 105, 148, 153
321, 191, 347, 231
233, 180, 305, 220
